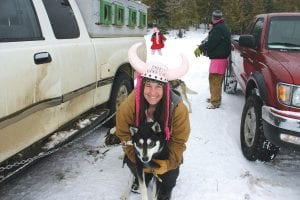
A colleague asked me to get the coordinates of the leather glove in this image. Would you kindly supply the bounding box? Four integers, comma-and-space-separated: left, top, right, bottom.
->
152, 159, 169, 175
143, 159, 169, 175
194, 47, 201, 57
143, 167, 152, 173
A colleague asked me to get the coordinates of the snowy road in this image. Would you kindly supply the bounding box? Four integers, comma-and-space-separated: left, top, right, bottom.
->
1, 91, 300, 200
1, 31, 300, 200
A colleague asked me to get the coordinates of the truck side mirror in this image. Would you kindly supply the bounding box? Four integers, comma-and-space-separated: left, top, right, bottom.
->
239, 35, 256, 48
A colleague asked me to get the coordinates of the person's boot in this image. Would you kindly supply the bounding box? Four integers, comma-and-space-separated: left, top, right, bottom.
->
206, 103, 220, 109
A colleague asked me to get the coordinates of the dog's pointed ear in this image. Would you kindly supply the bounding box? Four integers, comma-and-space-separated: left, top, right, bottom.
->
151, 122, 162, 133
129, 126, 138, 136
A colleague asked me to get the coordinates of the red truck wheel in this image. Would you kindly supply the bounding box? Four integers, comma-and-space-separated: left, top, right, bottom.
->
240, 94, 279, 162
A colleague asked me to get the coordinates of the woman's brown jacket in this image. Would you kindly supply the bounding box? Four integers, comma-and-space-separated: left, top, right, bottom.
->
116, 89, 190, 171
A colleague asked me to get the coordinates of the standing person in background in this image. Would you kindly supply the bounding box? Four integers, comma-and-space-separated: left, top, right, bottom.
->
151, 25, 167, 55
194, 10, 231, 109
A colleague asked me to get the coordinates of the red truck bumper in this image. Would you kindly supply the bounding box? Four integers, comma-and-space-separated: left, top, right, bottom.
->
262, 106, 300, 150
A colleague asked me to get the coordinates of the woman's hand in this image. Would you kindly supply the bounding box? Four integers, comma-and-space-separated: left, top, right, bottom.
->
144, 159, 169, 175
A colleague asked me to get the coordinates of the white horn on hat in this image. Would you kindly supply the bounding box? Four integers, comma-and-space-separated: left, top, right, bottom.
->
166, 54, 189, 81
128, 42, 147, 74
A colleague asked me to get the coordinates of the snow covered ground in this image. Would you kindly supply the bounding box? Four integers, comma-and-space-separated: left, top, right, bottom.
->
1, 29, 300, 200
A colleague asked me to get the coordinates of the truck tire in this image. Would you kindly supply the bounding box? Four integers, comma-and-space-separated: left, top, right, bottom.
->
240, 94, 279, 162
105, 72, 133, 128
223, 56, 237, 94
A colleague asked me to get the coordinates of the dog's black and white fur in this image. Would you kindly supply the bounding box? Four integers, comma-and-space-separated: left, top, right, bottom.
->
129, 121, 167, 200
169, 79, 197, 113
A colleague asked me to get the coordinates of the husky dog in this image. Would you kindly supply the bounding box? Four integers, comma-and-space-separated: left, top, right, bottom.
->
129, 121, 167, 200
169, 79, 197, 113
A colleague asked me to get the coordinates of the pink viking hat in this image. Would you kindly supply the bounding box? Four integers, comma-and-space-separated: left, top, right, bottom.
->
128, 42, 189, 82
128, 42, 189, 140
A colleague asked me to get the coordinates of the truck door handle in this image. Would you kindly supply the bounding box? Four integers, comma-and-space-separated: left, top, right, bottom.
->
34, 52, 52, 64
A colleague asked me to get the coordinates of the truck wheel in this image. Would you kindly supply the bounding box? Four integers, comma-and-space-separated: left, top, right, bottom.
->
223, 56, 237, 94
105, 72, 133, 128
240, 95, 279, 162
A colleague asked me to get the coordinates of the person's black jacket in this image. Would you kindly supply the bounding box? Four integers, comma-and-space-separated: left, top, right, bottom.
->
199, 19, 231, 59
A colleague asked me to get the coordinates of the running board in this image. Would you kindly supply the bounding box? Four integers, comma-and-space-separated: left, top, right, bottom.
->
0, 108, 109, 184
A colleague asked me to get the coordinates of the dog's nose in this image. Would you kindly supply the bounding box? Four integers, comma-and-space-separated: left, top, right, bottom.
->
142, 156, 149, 162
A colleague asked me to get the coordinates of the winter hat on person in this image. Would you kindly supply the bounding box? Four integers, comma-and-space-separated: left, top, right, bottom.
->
212, 10, 223, 21
128, 42, 189, 83
128, 42, 189, 140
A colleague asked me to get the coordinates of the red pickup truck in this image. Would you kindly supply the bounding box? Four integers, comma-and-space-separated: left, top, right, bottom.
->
224, 13, 300, 162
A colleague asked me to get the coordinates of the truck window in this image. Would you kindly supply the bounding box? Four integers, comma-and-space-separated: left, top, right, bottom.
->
42, 0, 80, 39
267, 16, 300, 50
128, 8, 137, 27
114, 5, 125, 26
250, 18, 264, 48
139, 11, 147, 28
0, 0, 42, 42
100, 0, 113, 25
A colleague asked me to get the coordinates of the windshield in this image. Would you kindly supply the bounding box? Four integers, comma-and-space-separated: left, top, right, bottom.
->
267, 16, 300, 50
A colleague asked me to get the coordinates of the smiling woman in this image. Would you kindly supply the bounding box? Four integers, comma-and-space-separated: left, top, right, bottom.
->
116, 42, 191, 199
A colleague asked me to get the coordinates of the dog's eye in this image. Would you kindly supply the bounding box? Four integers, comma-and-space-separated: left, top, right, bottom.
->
136, 143, 143, 148
149, 142, 155, 147
136, 139, 144, 148
147, 139, 155, 147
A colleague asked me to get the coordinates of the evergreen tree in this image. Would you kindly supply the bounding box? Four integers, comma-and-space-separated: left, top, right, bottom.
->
144, 0, 168, 33
195, 0, 212, 30
141, 0, 300, 33
222, 0, 246, 34
183, 0, 199, 28
250, 0, 267, 16
272, 0, 300, 12
165, 0, 181, 29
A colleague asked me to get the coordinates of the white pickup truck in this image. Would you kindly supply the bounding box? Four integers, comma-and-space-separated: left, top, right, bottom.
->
0, 0, 147, 174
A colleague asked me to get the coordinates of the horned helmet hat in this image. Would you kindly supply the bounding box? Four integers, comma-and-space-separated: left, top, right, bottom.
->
128, 42, 189, 140
128, 42, 189, 83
